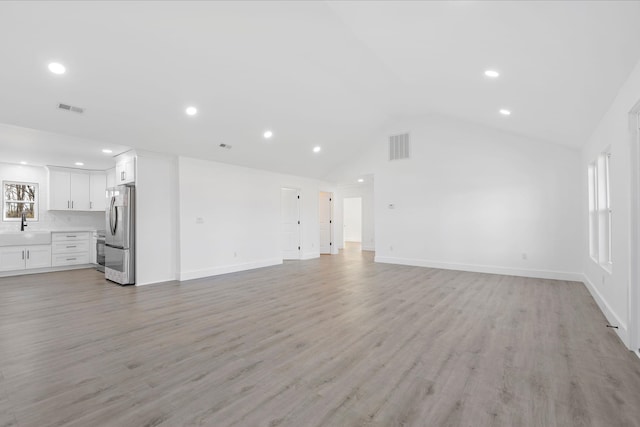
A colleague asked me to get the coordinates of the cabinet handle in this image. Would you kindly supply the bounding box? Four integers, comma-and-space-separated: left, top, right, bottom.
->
66, 258, 76, 261
67, 201, 70, 208
66, 245, 77, 248
27, 250, 29, 260
22, 250, 24, 260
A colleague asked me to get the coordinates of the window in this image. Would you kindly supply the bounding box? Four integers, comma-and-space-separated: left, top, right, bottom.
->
588, 161, 598, 260
3, 181, 39, 222
587, 151, 611, 271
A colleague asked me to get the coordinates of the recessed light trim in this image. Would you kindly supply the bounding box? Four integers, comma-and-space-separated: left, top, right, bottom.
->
484, 69, 500, 78
48, 62, 66, 75
313, 146, 321, 153
263, 130, 273, 139
102, 149, 113, 154
74, 162, 84, 166
185, 106, 198, 116
499, 109, 511, 116
357, 178, 364, 183
20, 161, 27, 165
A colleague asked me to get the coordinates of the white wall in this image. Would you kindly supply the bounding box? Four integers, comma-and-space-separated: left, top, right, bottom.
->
178, 156, 334, 281
0, 162, 104, 232
580, 59, 640, 349
343, 197, 362, 242
134, 150, 179, 286
331, 114, 582, 280
335, 180, 375, 251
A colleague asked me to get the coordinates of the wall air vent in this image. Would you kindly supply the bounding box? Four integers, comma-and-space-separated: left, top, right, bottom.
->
219, 143, 232, 150
57, 103, 84, 114
389, 132, 410, 161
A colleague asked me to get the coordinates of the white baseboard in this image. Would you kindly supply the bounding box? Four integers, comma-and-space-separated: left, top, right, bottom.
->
374, 256, 583, 282
362, 245, 375, 252
135, 279, 177, 287
178, 258, 282, 281
581, 273, 629, 348
0, 264, 96, 278
301, 252, 319, 260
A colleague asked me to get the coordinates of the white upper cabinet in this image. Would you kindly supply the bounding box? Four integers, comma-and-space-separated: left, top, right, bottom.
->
70, 173, 90, 210
48, 169, 71, 210
89, 173, 107, 211
115, 155, 135, 185
47, 168, 106, 211
106, 167, 116, 189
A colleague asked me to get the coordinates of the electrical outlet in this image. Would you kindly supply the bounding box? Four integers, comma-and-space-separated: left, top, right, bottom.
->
195, 217, 204, 224
390, 245, 393, 251
234, 251, 237, 258
602, 275, 606, 285
522, 253, 527, 260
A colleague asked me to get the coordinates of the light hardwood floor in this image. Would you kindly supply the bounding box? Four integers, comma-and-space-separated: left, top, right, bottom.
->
1, 246, 640, 427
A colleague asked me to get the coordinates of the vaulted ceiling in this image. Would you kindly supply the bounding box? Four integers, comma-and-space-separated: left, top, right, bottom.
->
0, 1, 639, 177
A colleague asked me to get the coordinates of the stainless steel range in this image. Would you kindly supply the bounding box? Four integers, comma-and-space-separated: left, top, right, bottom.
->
95, 230, 105, 273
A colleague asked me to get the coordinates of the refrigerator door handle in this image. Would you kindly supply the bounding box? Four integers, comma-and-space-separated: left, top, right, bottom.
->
109, 196, 118, 235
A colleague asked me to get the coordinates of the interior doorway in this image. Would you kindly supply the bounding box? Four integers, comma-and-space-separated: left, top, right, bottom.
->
281, 188, 300, 260
319, 191, 333, 254
343, 197, 362, 251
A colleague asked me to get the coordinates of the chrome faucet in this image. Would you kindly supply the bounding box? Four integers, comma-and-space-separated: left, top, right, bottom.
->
20, 211, 28, 231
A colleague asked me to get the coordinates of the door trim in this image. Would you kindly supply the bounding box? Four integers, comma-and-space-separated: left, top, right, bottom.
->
629, 105, 640, 352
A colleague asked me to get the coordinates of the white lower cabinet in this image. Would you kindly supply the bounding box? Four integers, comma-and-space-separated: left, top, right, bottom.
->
51, 232, 91, 266
0, 245, 52, 272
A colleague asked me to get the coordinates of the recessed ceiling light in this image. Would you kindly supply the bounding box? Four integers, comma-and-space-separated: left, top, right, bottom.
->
313, 146, 321, 153
20, 161, 27, 165
357, 178, 364, 183
185, 106, 197, 116
263, 130, 273, 139
75, 162, 84, 166
102, 149, 113, 154
499, 109, 511, 116
484, 69, 500, 78
48, 62, 66, 75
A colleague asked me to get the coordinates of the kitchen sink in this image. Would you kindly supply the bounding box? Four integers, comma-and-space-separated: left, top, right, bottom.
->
0, 231, 52, 246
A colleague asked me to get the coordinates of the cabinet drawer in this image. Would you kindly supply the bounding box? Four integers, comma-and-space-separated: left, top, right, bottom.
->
52, 240, 90, 254
52, 232, 91, 242
52, 253, 90, 267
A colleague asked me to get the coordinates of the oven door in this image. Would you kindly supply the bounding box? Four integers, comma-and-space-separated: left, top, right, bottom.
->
96, 238, 105, 272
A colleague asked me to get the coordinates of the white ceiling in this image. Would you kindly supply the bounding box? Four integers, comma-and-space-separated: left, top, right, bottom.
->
0, 1, 638, 178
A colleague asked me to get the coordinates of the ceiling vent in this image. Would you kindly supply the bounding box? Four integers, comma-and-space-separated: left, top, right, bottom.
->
57, 103, 84, 114
389, 132, 410, 161
219, 143, 232, 150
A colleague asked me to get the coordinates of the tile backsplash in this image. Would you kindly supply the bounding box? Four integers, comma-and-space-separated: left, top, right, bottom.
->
0, 210, 104, 232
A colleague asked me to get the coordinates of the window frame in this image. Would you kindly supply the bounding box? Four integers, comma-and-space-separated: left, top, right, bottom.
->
588, 150, 612, 273
2, 180, 39, 222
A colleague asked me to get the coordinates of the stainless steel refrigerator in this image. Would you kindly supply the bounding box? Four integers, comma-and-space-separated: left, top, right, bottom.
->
105, 185, 135, 285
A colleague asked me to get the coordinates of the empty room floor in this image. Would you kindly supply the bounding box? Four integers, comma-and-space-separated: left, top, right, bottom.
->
1, 250, 640, 427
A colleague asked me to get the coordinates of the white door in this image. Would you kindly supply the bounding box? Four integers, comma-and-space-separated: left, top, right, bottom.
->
89, 173, 107, 211
0, 246, 25, 272
319, 191, 332, 254
343, 197, 363, 243
281, 188, 300, 260
25, 245, 52, 269
70, 172, 91, 210
48, 170, 71, 210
